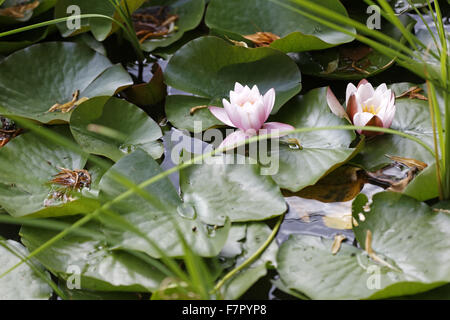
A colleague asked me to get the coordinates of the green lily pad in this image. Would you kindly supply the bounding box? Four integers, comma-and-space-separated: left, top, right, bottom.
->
220, 222, 278, 300
269, 87, 357, 192
277, 192, 450, 300
0, 240, 53, 300
180, 153, 287, 225
164, 36, 302, 116
70, 96, 163, 162
165, 95, 223, 132
205, 0, 355, 53
0, 126, 99, 218
98, 149, 231, 258
290, 15, 415, 79
0, 0, 57, 24
139, 0, 206, 52
54, 0, 146, 41
0, 42, 133, 124
20, 218, 166, 292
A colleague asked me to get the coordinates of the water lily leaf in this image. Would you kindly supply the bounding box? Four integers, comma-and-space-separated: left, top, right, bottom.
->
164, 36, 302, 116
98, 149, 230, 258
165, 95, 223, 132
70, 96, 163, 162
277, 193, 450, 300
180, 153, 287, 225
138, 0, 206, 52
205, 0, 355, 53
0, 0, 56, 24
0, 42, 133, 124
220, 222, 278, 299
0, 126, 99, 218
269, 87, 357, 192
352, 192, 450, 298
54, 0, 147, 41
291, 15, 415, 79
20, 218, 166, 292
0, 240, 52, 300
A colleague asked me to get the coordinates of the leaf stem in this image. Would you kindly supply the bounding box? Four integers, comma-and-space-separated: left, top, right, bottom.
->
212, 214, 285, 294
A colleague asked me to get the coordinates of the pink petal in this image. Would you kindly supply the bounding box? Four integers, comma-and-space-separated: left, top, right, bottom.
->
261, 122, 295, 137
346, 83, 357, 106
223, 98, 242, 128
218, 129, 253, 150
383, 104, 396, 128
357, 83, 375, 104
263, 88, 276, 121
346, 93, 360, 121
327, 87, 349, 121
363, 115, 384, 136
357, 79, 369, 88
374, 83, 388, 95
353, 112, 375, 133
234, 82, 244, 92
208, 106, 236, 127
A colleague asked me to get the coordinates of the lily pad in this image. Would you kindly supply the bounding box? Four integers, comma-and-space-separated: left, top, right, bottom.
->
220, 223, 278, 299
291, 15, 415, 79
20, 218, 166, 292
0, 240, 52, 300
98, 149, 231, 258
277, 192, 450, 300
0, 126, 99, 218
180, 153, 287, 225
0, 42, 133, 124
139, 0, 206, 52
164, 36, 302, 117
269, 87, 358, 192
165, 95, 223, 132
70, 96, 163, 162
205, 0, 355, 53
54, 0, 147, 41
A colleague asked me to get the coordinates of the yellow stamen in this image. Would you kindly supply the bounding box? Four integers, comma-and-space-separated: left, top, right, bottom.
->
362, 104, 380, 115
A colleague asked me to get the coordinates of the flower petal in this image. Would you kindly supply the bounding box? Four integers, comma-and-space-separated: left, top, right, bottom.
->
262, 122, 295, 137
362, 115, 384, 136
346, 83, 357, 106
327, 87, 350, 121
208, 106, 236, 127
234, 82, 244, 92
346, 93, 360, 122
357, 82, 375, 104
223, 98, 242, 128
375, 83, 388, 95
218, 129, 253, 150
357, 79, 369, 88
263, 88, 276, 121
353, 112, 375, 133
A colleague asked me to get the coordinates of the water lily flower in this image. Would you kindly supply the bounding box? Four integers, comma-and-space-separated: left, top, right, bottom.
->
209, 83, 294, 148
327, 79, 396, 136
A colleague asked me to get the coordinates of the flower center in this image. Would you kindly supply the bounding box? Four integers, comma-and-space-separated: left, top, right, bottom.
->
362, 104, 381, 115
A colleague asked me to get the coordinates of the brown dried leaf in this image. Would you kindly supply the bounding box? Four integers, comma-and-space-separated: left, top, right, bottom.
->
243, 32, 280, 47
331, 234, 346, 255
396, 86, 428, 100
0, 0, 39, 18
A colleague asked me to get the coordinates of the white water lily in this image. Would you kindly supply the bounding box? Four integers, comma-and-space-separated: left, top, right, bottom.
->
327, 79, 396, 136
209, 82, 294, 148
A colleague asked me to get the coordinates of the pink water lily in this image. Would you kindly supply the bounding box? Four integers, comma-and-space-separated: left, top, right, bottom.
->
327, 79, 396, 136
209, 82, 294, 148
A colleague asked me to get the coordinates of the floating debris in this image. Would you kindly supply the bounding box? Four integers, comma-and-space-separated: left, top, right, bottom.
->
243, 32, 280, 47
50, 168, 91, 191
0, 117, 22, 148
396, 86, 428, 100
331, 234, 346, 255
0, 0, 39, 19
48, 90, 88, 113
132, 6, 179, 43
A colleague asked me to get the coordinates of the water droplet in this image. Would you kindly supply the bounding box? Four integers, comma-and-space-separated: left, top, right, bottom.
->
177, 203, 196, 220
119, 144, 137, 154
